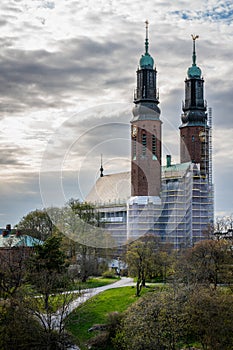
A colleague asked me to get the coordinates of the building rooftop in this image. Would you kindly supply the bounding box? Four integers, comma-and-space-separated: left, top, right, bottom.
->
0, 234, 43, 248
86, 171, 131, 205
85, 162, 194, 204
162, 161, 193, 179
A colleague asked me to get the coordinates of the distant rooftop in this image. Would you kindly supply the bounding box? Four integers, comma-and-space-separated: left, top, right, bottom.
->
0, 234, 43, 248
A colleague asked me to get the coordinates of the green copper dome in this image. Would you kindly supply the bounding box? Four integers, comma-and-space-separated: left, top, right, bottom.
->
188, 64, 202, 78
140, 52, 154, 69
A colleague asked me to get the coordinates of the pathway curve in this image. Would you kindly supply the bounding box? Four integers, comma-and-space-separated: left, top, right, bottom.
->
51, 277, 134, 349
67, 277, 134, 318
56, 277, 134, 324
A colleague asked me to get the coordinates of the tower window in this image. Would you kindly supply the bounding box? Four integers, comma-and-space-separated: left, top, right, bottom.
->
133, 138, 137, 160
142, 132, 147, 156
152, 135, 156, 156
192, 135, 195, 142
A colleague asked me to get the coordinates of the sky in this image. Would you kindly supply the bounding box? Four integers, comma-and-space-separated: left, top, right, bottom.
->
0, 0, 232, 227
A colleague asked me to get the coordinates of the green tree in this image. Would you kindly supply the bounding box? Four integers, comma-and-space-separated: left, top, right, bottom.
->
17, 209, 55, 241
0, 294, 75, 350
113, 289, 189, 350
0, 236, 76, 350
186, 287, 233, 350
25, 235, 77, 349
27, 235, 69, 310
126, 235, 160, 296
65, 199, 113, 282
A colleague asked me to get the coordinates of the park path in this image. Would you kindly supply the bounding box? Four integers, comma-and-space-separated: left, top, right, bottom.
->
66, 276, 134, 316
51, 277, 134, 349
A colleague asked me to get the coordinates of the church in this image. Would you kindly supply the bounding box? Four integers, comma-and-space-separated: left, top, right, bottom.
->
86, 24, 214, 249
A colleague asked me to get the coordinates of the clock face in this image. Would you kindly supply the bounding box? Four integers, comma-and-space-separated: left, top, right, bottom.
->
199, 130, 206, 142
132, 125, 137, 137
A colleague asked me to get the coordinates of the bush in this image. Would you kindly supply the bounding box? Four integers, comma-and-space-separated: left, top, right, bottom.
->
102, 269, 116, 278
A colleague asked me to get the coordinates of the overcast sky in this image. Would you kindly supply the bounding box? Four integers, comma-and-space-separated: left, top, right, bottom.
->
0, 0, 232, 227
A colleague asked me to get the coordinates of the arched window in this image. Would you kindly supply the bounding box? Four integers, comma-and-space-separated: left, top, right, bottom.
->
133, 138, 137, 160
152, 135, 156, 156
142, 131, 147, 156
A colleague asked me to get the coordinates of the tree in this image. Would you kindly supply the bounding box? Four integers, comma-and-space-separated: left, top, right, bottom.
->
17, 209, 55, 241
0, 245, 29, 299
64, 199, 113, 282
126, 235, 160, 296
0, 292, 75, 350
27, 235, 69, 310
113, 289, 189, 350
25, 235, 77, 349
215, 214, 233, 240
176, 238, 232, 289
186, 287, 233, 350
0, 235, 76, 349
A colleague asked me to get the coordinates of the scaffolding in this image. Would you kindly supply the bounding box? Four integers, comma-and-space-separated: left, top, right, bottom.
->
208, 107, 213, 185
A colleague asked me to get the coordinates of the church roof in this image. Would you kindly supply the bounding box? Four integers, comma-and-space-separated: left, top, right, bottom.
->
85, 171, 131, 205
85, 162, 193, 205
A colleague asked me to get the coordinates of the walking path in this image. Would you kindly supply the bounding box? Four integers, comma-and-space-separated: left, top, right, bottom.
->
53, 277, 134, 326
49, 277, 134, 349
68, 276, 134, 315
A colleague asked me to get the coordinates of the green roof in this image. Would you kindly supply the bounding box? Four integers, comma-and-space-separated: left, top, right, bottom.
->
0, 235, 43, 248
188, 64, 202, 78
162, 162, 192, 177
140, 52, 154, 69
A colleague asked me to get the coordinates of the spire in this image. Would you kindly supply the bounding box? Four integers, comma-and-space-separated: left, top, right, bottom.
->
181, 34, 206, 127
100, 154, 104, 177
145, 19, 149, 54
139, 20, 154, 69
187, 34, 201, 78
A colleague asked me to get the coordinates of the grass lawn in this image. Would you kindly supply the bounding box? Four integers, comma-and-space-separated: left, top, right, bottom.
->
66, 285, 156, 349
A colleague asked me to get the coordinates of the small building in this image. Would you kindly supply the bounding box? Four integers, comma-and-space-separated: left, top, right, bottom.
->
0, 226, 43, 267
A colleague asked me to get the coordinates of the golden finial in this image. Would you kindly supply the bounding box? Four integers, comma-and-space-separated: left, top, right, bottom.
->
191, 34, 199, 41
191, 35, 199, 66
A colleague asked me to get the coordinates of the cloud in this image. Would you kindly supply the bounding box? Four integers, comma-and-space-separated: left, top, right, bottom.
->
0, 146, 28, 166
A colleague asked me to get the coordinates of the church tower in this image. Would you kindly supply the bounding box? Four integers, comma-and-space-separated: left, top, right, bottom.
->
131, 21, 162, 196
180, 35, 209, 179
